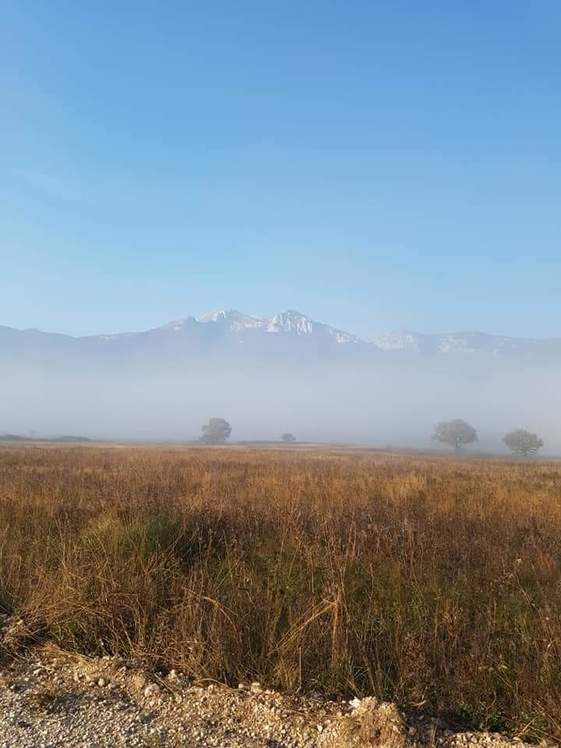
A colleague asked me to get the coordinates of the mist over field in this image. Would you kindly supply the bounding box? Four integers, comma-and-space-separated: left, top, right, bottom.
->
3, 355, 560, 452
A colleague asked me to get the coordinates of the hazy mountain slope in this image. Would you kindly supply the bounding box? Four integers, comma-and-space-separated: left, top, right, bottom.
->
0, 311, 376, 370
2, 310, 561, 367
371, 330, 561, 358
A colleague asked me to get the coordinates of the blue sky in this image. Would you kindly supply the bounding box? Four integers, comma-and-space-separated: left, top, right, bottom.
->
1, 0, 560, 338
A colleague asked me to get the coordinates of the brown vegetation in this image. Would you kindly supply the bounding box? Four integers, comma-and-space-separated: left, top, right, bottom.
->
0, 445, 560, 740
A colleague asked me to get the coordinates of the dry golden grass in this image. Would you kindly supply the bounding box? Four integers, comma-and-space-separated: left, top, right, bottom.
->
0, 445, 560, 740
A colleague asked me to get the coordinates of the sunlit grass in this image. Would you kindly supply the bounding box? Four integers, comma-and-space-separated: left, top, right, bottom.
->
0, 445, 560, 740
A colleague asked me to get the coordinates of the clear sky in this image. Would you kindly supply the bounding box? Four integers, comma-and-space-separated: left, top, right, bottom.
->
1, 0, 560, 339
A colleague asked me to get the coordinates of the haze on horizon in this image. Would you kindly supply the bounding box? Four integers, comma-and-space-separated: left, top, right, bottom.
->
1, 310, 560, 455
3, 360, 560, 455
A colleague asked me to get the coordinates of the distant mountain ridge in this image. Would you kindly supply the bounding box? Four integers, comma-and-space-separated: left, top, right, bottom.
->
1, 310, 561, 365
160, 309, 362, 344
369, 330, 559, 357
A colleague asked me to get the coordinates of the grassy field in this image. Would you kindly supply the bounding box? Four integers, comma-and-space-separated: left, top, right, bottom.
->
0, 445, 560, 740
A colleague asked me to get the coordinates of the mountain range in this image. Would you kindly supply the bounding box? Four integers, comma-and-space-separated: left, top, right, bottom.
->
2, 309, 559, 447
1, 309, 560, 367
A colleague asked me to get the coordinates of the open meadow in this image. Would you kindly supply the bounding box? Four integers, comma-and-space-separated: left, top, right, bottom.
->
0, 445, 560, 741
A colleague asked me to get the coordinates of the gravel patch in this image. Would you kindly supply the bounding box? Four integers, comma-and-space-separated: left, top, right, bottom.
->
0, 648, 541, 748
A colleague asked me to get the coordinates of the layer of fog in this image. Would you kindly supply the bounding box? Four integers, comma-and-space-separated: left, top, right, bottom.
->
2, 358, 560, 454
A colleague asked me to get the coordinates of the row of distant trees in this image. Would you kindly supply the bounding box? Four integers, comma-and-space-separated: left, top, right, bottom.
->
200, 418, 296, 445
433, 419, 544, 456
200, 417, 544, 457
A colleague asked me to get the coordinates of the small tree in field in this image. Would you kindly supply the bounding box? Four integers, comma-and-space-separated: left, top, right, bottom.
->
503, 429, 543, 457
201, 418, 232, 444
433, 419, 478, 453
281, 433, 296, 443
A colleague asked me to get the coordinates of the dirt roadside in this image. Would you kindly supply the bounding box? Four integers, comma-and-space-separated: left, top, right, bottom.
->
0, 646, 542, 748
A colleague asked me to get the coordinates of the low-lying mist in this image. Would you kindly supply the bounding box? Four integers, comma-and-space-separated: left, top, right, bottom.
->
3, 358, 560, 454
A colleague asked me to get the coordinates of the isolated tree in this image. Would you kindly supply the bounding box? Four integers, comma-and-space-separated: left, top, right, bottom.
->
281, 433, 296, 443
433, 419, 478, 453
503, 429, 543, 457
201, 418, 232, 444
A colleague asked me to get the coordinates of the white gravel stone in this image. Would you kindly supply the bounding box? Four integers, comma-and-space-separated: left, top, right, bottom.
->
143, 683, 160, 698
